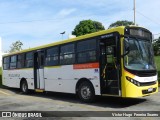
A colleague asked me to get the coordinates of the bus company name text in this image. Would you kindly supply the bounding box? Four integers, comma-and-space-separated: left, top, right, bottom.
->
8, 74, 20, 77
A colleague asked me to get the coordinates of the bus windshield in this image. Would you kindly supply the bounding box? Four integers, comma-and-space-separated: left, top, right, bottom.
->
124, 38, 156, 71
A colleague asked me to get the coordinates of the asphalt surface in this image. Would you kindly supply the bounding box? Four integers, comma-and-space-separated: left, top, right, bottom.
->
0, 86, 160, 120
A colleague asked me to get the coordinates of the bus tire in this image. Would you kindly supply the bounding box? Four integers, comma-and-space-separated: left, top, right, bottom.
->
78, 81, 95, 102
20, 80, 28, 94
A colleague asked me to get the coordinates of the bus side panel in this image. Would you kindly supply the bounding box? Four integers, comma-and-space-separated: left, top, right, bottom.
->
2, 69, 34, 90
44, 65, 101, 95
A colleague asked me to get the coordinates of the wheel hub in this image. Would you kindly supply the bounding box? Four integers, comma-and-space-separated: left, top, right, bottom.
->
81, 86, 91, 99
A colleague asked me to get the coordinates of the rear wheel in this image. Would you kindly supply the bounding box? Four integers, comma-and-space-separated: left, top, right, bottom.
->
21, 81, 28, 94
78, 81, 95, 102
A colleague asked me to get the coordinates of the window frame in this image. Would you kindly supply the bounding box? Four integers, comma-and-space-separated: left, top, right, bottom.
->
17, 54, 25, 69
76, 38, 98, 64
45, 46, 59, 66
60, 43, 75, 65
9, 55, 17, 69
25, 52, 33, 68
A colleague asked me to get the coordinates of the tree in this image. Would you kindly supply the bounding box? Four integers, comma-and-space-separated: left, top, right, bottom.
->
9, 40, 23, 53
108, 20, 134, 28
72, 20, 105, 37
153, 37, 160, 55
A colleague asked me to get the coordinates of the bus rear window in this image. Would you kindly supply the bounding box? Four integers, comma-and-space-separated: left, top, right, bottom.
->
3, 57, 10, 70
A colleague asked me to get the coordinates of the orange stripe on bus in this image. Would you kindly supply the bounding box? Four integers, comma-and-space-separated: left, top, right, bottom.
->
124, 70, 135, 78
73, 63, 99, 69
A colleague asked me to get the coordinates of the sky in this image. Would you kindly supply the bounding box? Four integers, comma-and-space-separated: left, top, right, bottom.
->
0, 0, 160, 52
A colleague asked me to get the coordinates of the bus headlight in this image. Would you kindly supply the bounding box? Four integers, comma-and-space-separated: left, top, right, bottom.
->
126, 76, 140, 87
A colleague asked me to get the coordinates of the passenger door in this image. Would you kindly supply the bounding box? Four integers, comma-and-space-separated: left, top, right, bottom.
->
100, 36, 121, 95
34, 50, 45, 90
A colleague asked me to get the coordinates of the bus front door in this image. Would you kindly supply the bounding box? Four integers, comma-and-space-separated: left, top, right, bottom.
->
100, 37, 121, 96
34, 51, 45, 90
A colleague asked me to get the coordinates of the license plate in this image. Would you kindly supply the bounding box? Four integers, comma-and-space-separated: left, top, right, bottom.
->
148, 88, 153, 92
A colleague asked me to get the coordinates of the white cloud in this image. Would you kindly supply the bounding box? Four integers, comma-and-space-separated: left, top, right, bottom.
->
58, 8, 76, 17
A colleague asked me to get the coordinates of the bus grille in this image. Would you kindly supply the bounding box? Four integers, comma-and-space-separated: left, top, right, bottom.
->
142, 88, 157, 94
140, 81, 156, 86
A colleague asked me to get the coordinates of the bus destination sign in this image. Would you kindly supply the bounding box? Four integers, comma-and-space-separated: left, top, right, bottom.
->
125, 28, 152, 40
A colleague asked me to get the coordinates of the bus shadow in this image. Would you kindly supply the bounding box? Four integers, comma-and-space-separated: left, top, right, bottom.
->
3, 87, 147, 109
33, 92, 147, 109
95, 96, 147, 108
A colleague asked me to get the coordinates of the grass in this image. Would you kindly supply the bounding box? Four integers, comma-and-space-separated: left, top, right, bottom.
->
155, 56, 160, 84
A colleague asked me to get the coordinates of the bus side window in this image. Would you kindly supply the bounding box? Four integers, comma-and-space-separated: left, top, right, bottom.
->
25, 52, 33, 68
17, 54, 24, 68
10, 55, 17, 69
77, 39, 97, 63
46, 47, 59, 66
60, 44, 75, 65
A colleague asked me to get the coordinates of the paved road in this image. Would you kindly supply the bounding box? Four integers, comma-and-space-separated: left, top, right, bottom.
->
0, 87, 160, 120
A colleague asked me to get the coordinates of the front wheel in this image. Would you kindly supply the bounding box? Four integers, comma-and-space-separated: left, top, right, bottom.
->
21, 81, 28, 94
78, 81, 95, 102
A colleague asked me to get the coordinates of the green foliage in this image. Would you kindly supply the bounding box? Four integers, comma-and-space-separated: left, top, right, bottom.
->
108, 20, 134, 28
153, 37, 160, 56
155, 56, 160, 83
9, 40, 23, 53
72, 20, 105, 37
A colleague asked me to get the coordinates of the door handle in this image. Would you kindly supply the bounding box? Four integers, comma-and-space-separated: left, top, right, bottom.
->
58, 78, 62, 80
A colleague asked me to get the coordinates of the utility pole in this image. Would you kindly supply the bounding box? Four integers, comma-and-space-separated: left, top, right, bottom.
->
134, 0, 136, 25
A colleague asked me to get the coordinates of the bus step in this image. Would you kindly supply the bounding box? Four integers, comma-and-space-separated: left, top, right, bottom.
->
35, 89, 44, 92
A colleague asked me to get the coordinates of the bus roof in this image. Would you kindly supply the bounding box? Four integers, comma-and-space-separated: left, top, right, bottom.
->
3, 26, 131, 57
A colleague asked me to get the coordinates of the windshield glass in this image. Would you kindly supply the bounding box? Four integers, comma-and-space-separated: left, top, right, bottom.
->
124, 38, 156, 71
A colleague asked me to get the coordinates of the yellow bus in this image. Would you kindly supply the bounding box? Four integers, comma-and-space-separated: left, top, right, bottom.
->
2, 26, 158, 102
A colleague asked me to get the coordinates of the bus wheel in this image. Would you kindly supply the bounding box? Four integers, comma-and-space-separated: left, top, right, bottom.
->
78, 81, 95, 102
21, 80, 28, 94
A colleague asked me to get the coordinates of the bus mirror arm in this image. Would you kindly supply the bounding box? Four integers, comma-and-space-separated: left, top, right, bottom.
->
121, 37, 130, 57
121, 48, 130, 57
